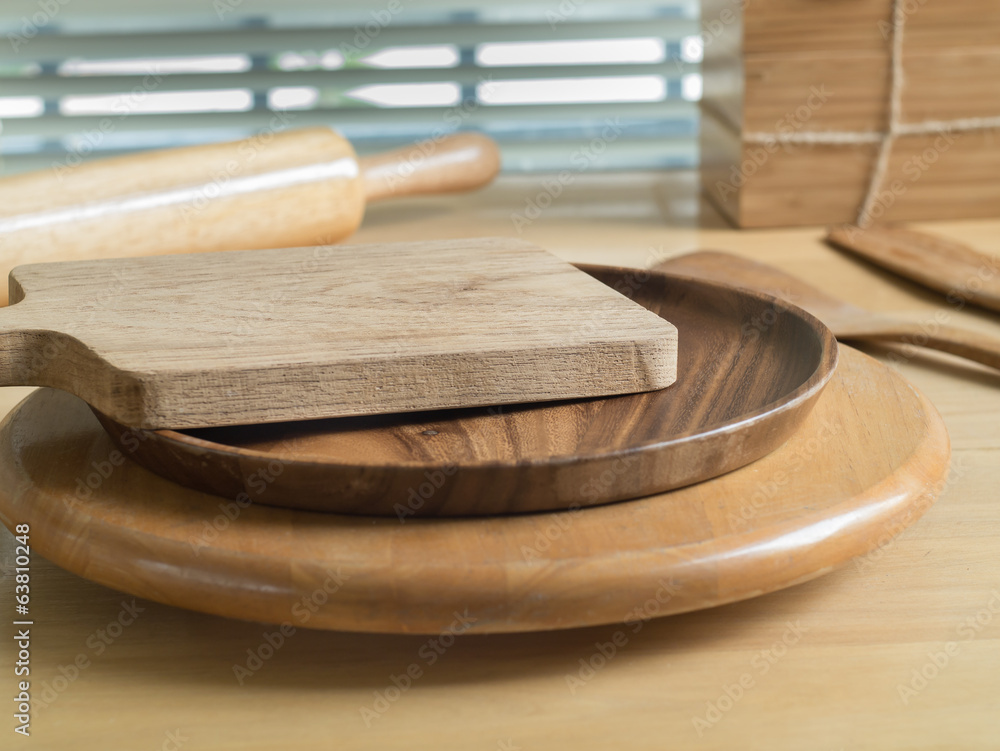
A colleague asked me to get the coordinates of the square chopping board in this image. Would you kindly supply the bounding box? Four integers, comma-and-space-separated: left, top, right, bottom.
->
3, 236, 677, 428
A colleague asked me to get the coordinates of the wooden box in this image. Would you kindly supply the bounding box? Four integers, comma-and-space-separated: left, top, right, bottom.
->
701, 0, 1000, 227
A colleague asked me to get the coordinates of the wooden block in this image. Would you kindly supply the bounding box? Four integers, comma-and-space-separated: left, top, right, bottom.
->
0, 238, 678, 429
740, 49, 1000, 132
702, 110, 1000, 227
736, 0, 1000, 54
701, 0, 1000, 226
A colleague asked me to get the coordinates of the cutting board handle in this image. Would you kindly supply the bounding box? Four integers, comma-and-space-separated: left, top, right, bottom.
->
358, 132, 501, 203
0, 301, 54, 389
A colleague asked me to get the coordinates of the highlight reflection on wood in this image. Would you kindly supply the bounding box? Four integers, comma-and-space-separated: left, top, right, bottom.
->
0, 346, 950, 634
95, 267, 837, 516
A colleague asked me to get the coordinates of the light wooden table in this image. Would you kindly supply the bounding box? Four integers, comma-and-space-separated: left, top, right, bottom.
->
2, 172, 998, 750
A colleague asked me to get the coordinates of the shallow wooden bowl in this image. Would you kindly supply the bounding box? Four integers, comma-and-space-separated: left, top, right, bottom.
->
95, 267, 838, 516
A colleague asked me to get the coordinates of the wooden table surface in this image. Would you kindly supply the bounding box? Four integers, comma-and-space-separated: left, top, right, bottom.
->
2, 171, 998, 749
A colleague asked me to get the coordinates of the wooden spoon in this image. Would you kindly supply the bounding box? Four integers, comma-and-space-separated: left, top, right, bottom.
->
657, 251, 1000, 372
826, 224, 1000, 314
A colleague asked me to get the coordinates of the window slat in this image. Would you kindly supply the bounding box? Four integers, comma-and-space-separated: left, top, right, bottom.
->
1, 62, 697, 98
0, 4, 700, 176
0, 20, 696, 64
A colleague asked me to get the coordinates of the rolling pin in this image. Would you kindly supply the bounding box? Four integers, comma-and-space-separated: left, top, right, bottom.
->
0, 128, 501, 305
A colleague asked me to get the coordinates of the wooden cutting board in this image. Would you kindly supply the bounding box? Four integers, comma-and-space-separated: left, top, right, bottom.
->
0, 346, 951, 634
0, 237, 677, 429
94, 266, 837, 516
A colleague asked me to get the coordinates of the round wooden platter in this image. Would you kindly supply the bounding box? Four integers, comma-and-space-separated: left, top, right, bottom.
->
0, 346, 949, 634
95, 266, 838, 516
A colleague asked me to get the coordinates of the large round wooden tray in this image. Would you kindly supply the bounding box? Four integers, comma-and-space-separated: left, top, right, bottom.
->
0, 346, 949, 634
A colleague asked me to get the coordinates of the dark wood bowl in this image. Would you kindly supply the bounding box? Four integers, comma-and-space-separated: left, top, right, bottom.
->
94, 266, 838, 516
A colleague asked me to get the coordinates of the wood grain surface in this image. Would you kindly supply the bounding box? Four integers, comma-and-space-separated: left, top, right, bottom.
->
658, 250, 1000, 372
0, 237, 677, 429
94, 266, 836, 516
0, 344, 949, 635
0, 128, 500, 304
827, 224, 1000, 314
700, 0, 1000, 227
0, 172, 996, 751
740, 0, 1000, 54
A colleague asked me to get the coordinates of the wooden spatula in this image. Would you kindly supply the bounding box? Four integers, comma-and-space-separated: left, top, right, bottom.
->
1, 237, 678, 429
826, 225, 1000, 314
0, 128, 500, 305
657, 250, 1000, 372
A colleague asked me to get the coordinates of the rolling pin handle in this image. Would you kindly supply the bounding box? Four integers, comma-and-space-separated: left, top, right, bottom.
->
357, 132, 501, 203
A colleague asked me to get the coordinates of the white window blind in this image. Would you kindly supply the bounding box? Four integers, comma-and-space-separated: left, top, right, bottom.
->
0, 0, 701, 176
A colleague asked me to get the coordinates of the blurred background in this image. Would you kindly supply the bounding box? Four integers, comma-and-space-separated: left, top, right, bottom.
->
0, 0, 702, 176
